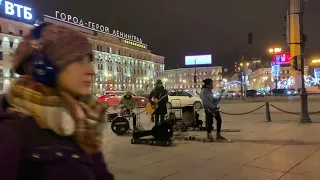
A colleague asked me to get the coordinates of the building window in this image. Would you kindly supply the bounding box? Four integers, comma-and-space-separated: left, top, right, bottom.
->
134, 69, 136, 74
0, 52, 2, 60
0, 26, 2, 33
10, 42, 14, 48
108, 47, 112, 53
9, 32, 13, 35
19, 30, 23, 36
115, 49, 120, 55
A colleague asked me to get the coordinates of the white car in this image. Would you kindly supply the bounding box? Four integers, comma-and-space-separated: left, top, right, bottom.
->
225, 91, 236, 98
167, 91, 202, 109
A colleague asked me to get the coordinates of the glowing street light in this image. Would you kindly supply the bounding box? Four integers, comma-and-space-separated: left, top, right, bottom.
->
268, 47, 282, 90
269, 48, 282, 53
311, 59, 320, 64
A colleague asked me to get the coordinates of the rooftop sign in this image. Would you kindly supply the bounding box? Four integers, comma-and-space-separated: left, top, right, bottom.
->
44, 11, 146, 45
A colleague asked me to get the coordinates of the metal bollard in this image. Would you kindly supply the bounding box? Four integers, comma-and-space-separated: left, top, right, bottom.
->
265, 102, 271, 122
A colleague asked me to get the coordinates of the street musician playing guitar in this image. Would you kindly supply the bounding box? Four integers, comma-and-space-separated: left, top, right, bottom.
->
148, 79, 169, 126
200, 78, 227, 142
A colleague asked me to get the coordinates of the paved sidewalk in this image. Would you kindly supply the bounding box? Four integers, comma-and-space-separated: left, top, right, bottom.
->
103, 109, 320, 180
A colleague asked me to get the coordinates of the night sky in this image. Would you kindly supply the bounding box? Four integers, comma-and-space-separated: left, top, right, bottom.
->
11, 0, 320, 71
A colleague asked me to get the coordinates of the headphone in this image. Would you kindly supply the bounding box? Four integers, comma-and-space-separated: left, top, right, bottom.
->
30, 23, 58, 88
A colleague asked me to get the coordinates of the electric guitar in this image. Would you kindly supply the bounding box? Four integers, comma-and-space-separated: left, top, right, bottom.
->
146, 91, 171, 115
205, 89, 225, 115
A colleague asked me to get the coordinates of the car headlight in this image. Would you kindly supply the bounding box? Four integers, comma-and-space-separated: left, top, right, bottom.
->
233, 93, 236, 96
287, 92, 291, 94
294, 91, 298, 94
141, 99, 145, 102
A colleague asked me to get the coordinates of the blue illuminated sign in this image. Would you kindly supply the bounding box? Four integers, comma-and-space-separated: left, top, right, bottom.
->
314, 68, 320, 80
271, 63, 280, 77
0, 0, 33, 21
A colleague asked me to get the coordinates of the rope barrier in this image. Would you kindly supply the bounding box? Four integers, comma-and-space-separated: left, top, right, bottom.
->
308, 111, 320, 115
219, 104, 265, 115
270, 104, 320, 115
269, 104, 300, 115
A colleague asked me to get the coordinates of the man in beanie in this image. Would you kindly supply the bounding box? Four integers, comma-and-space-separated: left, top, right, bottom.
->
0, 23, 114, 179
148, 79, 169, 126
200, 78, 226, 141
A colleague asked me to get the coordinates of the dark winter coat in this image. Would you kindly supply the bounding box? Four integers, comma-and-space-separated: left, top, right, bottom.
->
149, 87, 168, 114
0, 95, 114, 180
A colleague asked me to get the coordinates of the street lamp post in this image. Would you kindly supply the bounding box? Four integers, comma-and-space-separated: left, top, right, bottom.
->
194, 59, 197, 94
239, 58, 250, 100
269, 48, 282, 89
298, 0, 311, 123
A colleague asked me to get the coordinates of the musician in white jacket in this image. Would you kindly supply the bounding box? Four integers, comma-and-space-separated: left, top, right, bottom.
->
200, 79, 226, 141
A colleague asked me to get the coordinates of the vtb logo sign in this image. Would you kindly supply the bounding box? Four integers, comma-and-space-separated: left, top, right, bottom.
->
1, 1, 33, 20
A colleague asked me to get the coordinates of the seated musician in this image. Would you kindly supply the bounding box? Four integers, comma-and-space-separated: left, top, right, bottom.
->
119, 91, 138, 131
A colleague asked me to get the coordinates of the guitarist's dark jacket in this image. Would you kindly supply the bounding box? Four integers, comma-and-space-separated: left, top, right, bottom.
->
148, 86, 168, 114
200, 87, 217, 111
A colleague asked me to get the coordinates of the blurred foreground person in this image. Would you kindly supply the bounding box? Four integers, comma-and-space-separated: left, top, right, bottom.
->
0, 23, 114, 180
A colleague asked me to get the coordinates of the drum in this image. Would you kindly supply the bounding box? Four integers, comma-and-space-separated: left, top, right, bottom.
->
107, 113, 118, 122
111, 116, 130, 135
121, 108, 133, 117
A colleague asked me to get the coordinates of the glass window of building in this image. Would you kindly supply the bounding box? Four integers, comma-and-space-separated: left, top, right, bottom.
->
19, 30, 23, 36
115, 49, 120, 55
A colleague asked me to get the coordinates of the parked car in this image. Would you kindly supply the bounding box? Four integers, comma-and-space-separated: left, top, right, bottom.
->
245, 89, 265, 97
270, 89, 287, 96
286, 89, 298, 96
225, 91, 237, 98
97, 92, 147, 108
167, 91, 202, 109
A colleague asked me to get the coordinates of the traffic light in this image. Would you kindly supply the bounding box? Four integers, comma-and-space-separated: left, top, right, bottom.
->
233, 62, 237, 76
248, 33, 253, 44
292, 56, 298, 70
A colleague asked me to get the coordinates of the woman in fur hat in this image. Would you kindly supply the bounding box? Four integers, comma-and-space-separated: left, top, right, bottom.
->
0, 23, 114, 180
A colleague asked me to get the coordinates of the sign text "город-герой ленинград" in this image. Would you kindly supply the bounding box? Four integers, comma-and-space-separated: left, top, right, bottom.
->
55, 11, 143, 44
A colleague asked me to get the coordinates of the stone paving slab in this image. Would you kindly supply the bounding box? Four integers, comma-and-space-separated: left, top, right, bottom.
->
103, 106, 320, 180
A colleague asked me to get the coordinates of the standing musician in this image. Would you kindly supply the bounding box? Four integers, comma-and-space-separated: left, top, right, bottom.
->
148, 79, 169, 126
119, 91, 138, 132
200, 78, 226, 141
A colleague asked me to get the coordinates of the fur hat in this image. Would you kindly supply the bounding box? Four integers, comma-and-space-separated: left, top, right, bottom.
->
13, 23, 93, 75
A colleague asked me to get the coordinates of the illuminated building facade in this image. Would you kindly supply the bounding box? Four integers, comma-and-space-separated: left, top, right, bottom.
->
45, 15, 165, 94
0, 17, 32, 93
0, 4, 165, 94
164, 66, 223, 93
248, 66, 308, 90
